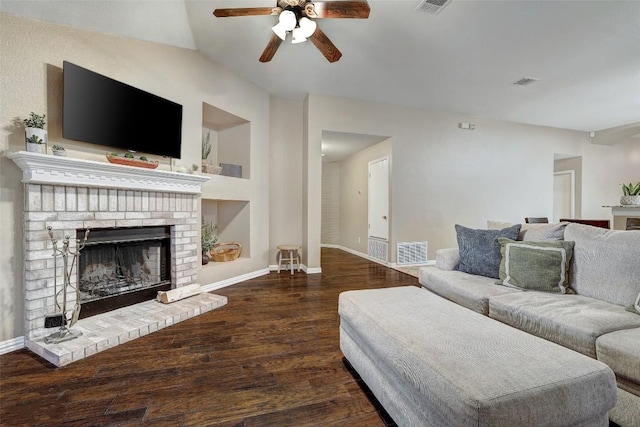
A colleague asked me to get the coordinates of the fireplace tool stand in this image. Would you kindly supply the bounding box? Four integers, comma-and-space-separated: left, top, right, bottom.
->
44, 227, 90, 344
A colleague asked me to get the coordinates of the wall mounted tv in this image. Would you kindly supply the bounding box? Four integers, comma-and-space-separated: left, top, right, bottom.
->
63, 61, 183, 159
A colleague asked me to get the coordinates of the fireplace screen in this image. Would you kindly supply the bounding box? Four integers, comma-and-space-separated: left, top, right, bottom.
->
77, 226, 171, 318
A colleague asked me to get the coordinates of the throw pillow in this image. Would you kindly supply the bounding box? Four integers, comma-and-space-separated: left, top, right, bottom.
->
497, 238, 575, 293
519, 222, 568, 241
455, 224, 521, 279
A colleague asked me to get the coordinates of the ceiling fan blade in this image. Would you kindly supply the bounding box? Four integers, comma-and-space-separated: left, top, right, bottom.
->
308, 27, 342, 63
213, 7, 279, 17
310, 1, 370, 19
259, 34, 284, 62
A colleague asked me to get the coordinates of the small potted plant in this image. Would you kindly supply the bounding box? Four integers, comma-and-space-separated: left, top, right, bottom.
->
51, 144, 67, 156
191, 163, 199, 174
23, 112, 47, 153
201, 220, 218, 265
620, 182, 640, 205
202, 130, 214, 173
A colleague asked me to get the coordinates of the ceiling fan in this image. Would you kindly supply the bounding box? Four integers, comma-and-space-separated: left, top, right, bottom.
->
213, 0, 370, 63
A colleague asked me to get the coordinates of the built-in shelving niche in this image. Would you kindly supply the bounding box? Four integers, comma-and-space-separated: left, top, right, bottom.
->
202, 102, 250, 179
199, 199, 251, 283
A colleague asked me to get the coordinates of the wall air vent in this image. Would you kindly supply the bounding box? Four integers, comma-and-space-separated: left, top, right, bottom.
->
397, 242, 428, 265
513, 77, 540, 86
416, 0, 452, 15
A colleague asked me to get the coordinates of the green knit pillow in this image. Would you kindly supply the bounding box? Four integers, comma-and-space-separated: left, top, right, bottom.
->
497, 238, 575, 294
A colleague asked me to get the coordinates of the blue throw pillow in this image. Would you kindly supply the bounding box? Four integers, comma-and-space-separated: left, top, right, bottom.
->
455, 224, 521, 279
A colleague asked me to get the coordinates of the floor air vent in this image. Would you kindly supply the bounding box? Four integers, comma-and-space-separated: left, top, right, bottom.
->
368, 239, 388, 263
416, 0, 452, 15
397, 242, 428, 265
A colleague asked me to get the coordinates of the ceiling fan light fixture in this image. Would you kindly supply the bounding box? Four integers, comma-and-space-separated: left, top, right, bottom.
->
272, 10, 296, 40
291, 28, 307, 44
292, 17, 316, 44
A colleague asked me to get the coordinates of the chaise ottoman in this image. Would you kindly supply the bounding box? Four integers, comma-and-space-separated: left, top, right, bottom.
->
339, 286, 617, 427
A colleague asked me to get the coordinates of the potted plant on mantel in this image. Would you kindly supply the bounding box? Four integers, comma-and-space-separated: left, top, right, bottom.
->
51, 144, 67, 156
620, 182, 640, 206
23, 112, 47, 154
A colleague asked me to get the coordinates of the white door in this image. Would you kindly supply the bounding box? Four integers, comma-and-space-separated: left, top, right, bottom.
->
553, 170, 575, 222
368, 157, 389, 241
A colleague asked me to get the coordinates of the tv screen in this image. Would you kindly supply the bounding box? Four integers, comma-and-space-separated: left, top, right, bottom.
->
63, 61, 183, 159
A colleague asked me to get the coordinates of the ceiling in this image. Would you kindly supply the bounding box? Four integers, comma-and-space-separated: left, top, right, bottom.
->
2, 0, 639, 141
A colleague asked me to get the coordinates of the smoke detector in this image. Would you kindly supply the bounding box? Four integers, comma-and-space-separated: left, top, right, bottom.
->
513, 77, 540, 86
416, 0, 452, 15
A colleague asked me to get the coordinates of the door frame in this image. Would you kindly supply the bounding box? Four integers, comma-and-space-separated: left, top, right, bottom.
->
553, 169, 575, 221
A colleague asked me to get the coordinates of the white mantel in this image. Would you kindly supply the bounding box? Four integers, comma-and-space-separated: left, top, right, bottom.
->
8, 151, 209, 194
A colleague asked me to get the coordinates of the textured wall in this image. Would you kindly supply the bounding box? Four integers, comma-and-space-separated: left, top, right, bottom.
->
321, 162, 340, 245
0, 13, 270, 342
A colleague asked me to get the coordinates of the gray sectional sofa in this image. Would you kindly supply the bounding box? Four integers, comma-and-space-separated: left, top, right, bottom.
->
419, 222, 640, 426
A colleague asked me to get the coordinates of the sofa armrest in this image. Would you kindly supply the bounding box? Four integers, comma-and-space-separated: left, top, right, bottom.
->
436, 248, 460, 271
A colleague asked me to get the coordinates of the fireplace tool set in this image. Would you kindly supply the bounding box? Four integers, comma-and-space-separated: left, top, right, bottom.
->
44, 226, 90, 344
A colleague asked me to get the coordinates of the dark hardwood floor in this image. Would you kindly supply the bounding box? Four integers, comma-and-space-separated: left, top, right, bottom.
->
0, 248, 418, 426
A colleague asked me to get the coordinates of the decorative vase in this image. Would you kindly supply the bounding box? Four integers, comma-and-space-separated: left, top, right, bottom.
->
26, 142, 46, 154
621, 195, 640, 206
202, 250, 210, 265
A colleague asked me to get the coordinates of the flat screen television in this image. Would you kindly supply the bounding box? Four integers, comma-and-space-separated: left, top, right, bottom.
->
63, 61, 183, 159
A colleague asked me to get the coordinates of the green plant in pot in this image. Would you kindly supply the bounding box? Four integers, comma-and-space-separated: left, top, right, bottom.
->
201, 220, 218, 265
23, 112, 47, 153
51, 144, 67, 156
620, 182, 640, 206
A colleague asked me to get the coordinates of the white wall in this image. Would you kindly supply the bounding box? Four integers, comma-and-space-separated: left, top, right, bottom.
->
321, 162, 340, 245
0, 13, 271, 341
303, 94, 640, 264
269, 97, 303, 265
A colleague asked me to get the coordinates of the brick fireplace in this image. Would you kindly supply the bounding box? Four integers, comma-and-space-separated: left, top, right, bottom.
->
9, 151, 226, 366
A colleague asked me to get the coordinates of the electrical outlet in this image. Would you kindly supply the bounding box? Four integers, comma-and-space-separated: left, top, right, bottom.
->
358, 237, 361, 243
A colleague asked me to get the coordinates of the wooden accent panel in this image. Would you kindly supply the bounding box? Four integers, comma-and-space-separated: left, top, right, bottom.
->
0, 248, 415, 426
313, 1, 371, 19
309, 27, 342, 62
260, 33, 284, 63
213, 7, 276, 17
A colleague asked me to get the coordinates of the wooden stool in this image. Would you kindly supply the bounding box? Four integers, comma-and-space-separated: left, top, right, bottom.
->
277, 245, 301, 275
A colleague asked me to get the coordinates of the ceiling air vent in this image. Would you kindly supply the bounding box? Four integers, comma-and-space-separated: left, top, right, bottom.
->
416, 0, 452, 15
513, 77, 539, 86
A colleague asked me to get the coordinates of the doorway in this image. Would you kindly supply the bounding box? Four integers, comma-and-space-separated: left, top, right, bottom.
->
368, 157, 389, 262
553, 155, 582, 222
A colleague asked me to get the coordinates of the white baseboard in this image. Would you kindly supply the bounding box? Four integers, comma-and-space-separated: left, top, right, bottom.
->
390, 260, 435, 268
0, 335, 25, 355
321, 243, 390, 267
268, 264, 322, 274
201, 268, 271, 292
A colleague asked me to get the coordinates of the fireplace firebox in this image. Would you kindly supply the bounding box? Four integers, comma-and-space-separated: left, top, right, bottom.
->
77, 226, 172, 318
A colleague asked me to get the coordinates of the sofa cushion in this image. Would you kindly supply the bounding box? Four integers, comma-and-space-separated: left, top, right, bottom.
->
489, 292, 640, 358
487, 221, 568, 241
497, 238, 574, 294
519, 222, 568, 241
455, 224, 521, 279
596, 327, 640, 383
564, 223, 640, 307
419, 267, 520, 315
435, 248, 460, 271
